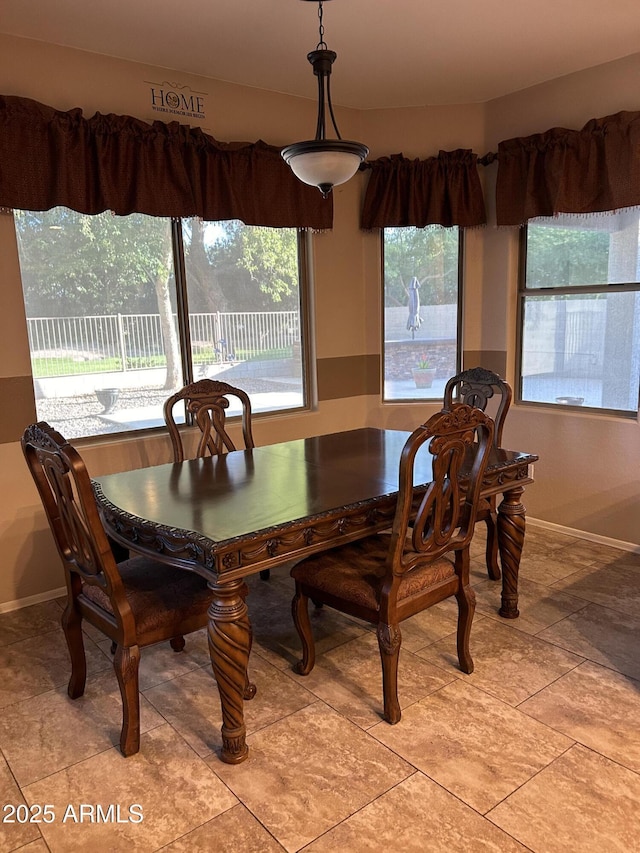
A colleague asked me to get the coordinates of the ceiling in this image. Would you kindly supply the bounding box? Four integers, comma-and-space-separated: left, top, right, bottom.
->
2, 0, 640, 109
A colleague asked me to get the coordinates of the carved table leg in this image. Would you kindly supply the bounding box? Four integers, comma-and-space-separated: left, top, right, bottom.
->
207, 578, 255, 764
497, 485, 526, 619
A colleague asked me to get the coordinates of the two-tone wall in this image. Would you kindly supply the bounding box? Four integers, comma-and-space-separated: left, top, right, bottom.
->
1, 33, 638, 610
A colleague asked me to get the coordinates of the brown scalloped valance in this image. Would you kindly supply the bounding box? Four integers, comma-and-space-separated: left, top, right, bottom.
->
496, 110, 640, 226
360, 149, 486, 229
0, 94, 332, 229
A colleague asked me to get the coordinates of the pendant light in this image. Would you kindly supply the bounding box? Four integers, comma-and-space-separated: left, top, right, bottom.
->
281, 0, 369, 198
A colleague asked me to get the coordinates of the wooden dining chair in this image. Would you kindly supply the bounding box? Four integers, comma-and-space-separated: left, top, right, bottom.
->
21, 422, 213, 757
163, 378, 270, 580
443, 367, 512, 580
163, 378, 255, 463
290, 403, 494, 725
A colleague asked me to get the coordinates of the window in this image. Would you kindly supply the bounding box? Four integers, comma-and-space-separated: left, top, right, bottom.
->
14, 208, 308, 439
518, 211, 640, 414
382, 226, 461, 401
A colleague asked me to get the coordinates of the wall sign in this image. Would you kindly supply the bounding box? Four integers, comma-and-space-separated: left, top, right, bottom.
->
146, 80, 207, 120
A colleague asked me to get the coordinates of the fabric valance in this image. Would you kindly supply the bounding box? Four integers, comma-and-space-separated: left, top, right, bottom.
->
496, 110, 640, 226
360, 149, 486, 229
0, 94, 332, 229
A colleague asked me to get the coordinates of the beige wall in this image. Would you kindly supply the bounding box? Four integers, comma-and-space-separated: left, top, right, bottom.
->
1, 34, 639, 608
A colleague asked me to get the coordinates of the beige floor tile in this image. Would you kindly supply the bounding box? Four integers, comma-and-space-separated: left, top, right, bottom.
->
370, 679, 571, 813
248, 582, 367, 671
0, 628, 110, 709
97, 626, 212, 691
474, 576, 587, 634
550, 561, 640, 617
399, 597, 463, 651
305, 770, 528, 852
520, 660, 640, 772
538, 602, 640, 680
419, 619, 584, 705
162, 803, 284, 852
23, 725, 237, 852
145, 654, 315, 757
470, 557, 496, 585
488, 744, 640, 852
519, 532, 605, 577
522, 527, 582, 553
2, 528, 640, 853
516, 549, 594, 586
212, 702, 412, 853
284, 631, 456, 729
0, 601, 63, 646
0, 671, 165, 786
0, 753, 41, 851
553, 539, 634, 565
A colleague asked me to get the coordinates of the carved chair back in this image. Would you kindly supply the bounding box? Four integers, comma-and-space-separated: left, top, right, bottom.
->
386, 403, 494, 585
163, 379, 255, 463
21, 422, 130, 612
443, 367, 512, 447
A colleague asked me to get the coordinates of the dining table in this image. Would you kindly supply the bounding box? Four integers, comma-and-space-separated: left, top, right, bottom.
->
93, 426, 538, 764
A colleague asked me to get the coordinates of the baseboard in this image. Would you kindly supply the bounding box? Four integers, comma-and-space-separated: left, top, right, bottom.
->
0, 586, 66, 615
528, 517, 640, 555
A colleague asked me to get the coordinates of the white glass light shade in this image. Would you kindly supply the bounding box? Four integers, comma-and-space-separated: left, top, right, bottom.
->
282, 139, 369, 196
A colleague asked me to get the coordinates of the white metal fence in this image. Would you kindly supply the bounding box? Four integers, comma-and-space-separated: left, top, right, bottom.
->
27, 311, 300, 378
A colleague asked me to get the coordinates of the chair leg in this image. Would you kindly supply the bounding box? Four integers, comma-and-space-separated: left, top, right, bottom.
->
259, 569, 270, 581
455, 582, 476, 675
114, 644, 141, 757
377, 622, 402, 724
170, 635, 186, 652
291, 585, 315, 675
485, 512, 501, 581
61, 599, 87, 699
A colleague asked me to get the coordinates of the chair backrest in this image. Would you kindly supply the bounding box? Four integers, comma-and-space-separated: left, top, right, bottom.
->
387, 403, 494, 576
163, 379, 255, 463
443, 367, 512, 447
21, 422, 126, 601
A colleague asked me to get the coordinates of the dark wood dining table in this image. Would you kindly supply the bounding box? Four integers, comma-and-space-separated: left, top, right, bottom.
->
93, 427, 537, 764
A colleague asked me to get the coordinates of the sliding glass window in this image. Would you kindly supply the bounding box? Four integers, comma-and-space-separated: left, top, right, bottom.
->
14, 208, 308, 439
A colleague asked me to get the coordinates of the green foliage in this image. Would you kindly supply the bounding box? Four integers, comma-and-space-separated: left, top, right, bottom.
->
384, 226, 459, 307
15, 209, 173, 317
238, 227, 298, 304
30, 354, 170, 378
183, 219, 299, 313
16, 210, 301, 319
526, 224, 610, 288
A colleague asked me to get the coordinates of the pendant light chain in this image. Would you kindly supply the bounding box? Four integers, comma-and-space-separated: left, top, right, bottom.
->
317, 1, 327, 49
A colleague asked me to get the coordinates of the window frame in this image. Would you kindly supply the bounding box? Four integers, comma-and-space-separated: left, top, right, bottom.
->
516, 223, 640, 417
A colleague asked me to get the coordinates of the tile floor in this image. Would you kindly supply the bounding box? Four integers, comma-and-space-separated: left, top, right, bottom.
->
2, 524, 640, 852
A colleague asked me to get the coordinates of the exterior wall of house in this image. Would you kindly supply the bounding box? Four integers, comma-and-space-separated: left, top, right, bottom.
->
0, 32, 638, 608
